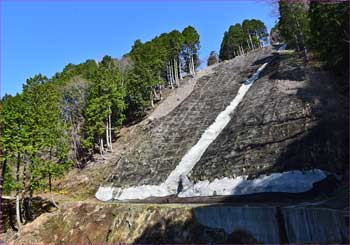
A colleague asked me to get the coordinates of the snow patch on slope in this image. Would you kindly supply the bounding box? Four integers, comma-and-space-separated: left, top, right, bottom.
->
96, 169, 328, 201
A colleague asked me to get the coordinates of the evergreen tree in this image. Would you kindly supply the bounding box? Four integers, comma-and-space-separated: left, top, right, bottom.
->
278, 0, 310, 60
83, 56, 125, 156
181, 26, 200, 76
21, 75, 70, 216
219, 24, 245, 61
270, 22, 284, 45
278, 0, 349, 74
309, 1, 349, 74
0, 94, 27, 229
207, 51, 218, 66
167, 30, 184, 87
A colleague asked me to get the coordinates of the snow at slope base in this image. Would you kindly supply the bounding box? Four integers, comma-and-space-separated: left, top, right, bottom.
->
178, 169, 327, 197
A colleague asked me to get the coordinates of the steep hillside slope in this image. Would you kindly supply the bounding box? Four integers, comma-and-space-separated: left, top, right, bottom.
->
190, 52, 348, 181
107, 47, 272, 188
97, 46, 347, 201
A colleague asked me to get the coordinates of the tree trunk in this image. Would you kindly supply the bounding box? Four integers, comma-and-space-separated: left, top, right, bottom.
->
150, 89, 154, 108
105, 121, 110, 151
15, 153, 22, 230
173, 59, 176, 87
295, 18, 309, 62
100, 137, 104, 156
174, 58, 179, 87
173, 58, 176, 86
173, 58, 176, 87
166, 63, 170, 87
24, 183, 33, 222
108, 120, 110, 150
169, 61, 174, 89
48, 150, 58, 208
109, 112, 112, 151
255, 34, 261, 48
0, 154, 6, 233
106, 113, 111, 151
249, 33, 255, 49
190, 56, 195, 76
15, 194, 21, 230
49, 173, 58, 208
178, 58, 182, 80
22, 155, 34, 222
247, 39, 251, 51
294, 33, 300, 52
159, 85, 163, 101
21, 160, 27, 223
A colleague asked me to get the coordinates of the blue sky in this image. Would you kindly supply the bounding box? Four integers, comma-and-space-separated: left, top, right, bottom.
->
1, 0, 277, 96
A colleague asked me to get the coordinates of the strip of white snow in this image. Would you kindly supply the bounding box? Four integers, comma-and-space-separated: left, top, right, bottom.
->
178, 169, 327, 197
278, 44, 287, 52
164, 62, 268, 192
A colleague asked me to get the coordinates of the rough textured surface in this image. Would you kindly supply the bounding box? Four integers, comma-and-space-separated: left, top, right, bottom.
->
190, 53, 348, 182
108, 48, 272, 187
9, 203, 349, 244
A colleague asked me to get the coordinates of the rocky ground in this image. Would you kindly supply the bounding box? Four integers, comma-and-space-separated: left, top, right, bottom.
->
8, 202, 349, 244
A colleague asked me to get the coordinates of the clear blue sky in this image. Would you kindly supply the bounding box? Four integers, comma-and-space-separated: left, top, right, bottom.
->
1, 0, 277, 96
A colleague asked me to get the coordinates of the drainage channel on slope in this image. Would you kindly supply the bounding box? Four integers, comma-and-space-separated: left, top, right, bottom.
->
96, 44, 327, 201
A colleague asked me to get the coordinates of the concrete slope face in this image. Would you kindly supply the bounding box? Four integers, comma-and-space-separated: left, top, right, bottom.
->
98, 47, 348, 201
107, 48, 272, 188
189, 51, 348, 181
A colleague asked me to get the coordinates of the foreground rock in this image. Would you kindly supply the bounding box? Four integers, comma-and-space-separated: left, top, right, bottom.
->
9, 203, 349, 244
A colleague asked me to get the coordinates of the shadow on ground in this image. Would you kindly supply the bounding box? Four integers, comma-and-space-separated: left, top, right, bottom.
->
1, 197, 56, 233
132, 212, 260, 244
